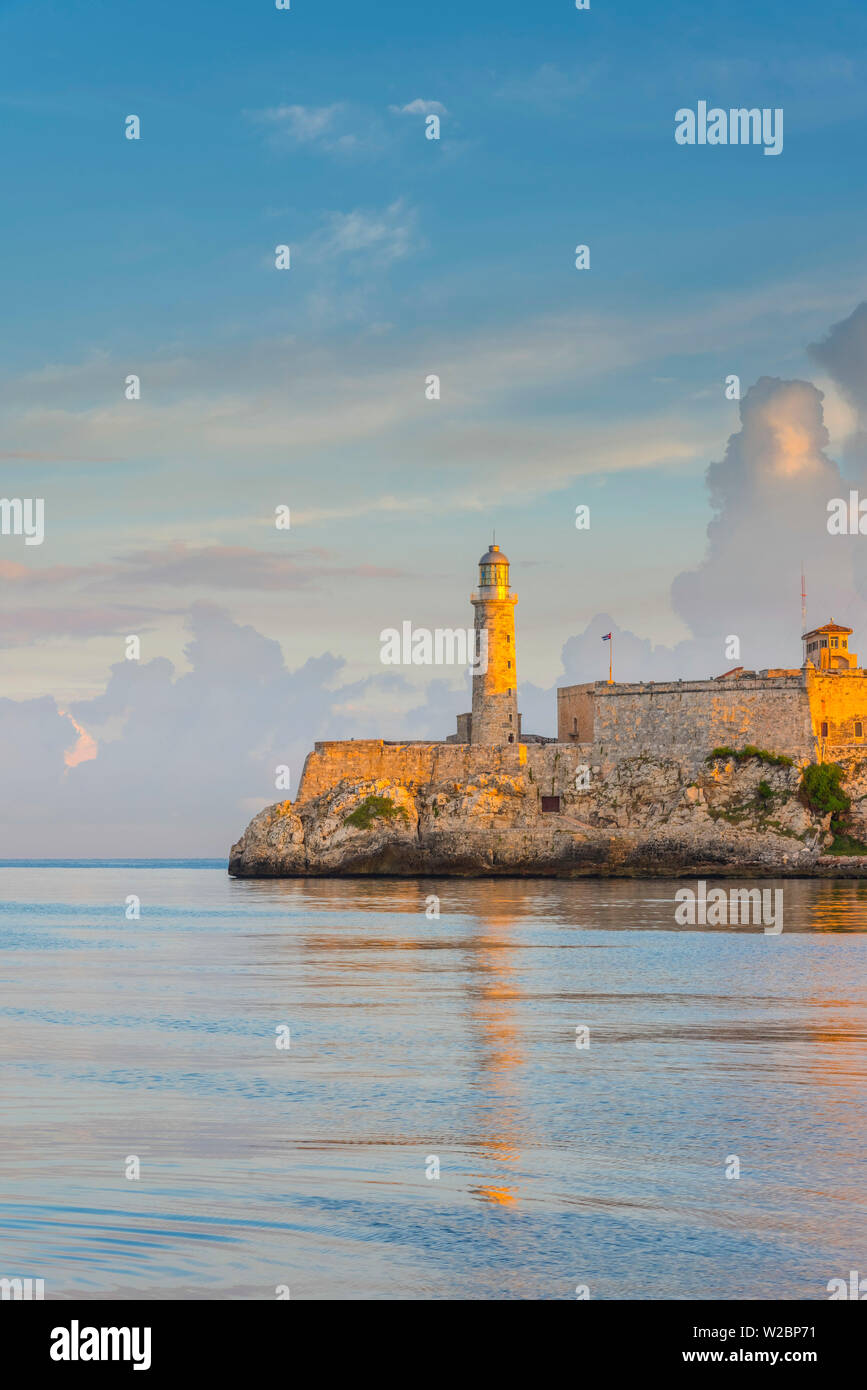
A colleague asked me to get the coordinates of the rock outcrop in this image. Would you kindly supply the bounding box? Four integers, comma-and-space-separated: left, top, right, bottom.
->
229, 753, 867, 877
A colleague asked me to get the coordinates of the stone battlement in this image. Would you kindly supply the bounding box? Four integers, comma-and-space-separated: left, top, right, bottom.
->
569, 675, 807, 695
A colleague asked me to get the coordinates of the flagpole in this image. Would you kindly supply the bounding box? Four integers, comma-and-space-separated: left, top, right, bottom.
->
608, 634, 613, 685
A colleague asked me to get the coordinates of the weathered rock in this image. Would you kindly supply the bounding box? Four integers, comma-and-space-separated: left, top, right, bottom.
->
228, 755, 865, 877
229, 800, 306, 874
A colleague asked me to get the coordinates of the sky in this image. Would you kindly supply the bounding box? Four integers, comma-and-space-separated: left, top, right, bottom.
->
3, 0, 867, 854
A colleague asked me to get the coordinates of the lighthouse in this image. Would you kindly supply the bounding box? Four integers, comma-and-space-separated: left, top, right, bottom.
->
470, 543, 519, 744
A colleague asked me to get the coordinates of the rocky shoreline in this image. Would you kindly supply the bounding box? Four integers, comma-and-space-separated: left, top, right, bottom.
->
228, 753, 867, 878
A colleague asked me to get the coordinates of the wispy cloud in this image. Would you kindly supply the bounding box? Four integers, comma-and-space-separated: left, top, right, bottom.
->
389, 98, 448, 116
247, 101, 386, 155
1, 543, 408, 598
304, 198, 419, 265
0, 605, 163, 648
256, 103, 344, 142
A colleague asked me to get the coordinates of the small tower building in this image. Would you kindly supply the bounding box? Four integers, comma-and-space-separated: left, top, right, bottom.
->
802, 621, 858, 671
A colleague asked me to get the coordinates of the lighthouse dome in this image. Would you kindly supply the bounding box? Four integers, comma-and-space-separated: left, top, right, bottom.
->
479, 543, 509, 566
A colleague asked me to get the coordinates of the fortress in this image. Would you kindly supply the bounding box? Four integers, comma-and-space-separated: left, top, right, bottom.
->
231, 544, 867, 876
292, 543, 867, 810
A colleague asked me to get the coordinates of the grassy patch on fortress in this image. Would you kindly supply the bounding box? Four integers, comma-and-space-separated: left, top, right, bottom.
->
706, 745, 794, 768
343, 795, 410, 830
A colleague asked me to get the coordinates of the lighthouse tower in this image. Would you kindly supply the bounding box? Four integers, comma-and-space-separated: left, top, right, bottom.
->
470, 543, 519, 744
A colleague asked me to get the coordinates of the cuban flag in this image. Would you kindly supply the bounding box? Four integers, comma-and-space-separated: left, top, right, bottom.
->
601, 632, 612, 641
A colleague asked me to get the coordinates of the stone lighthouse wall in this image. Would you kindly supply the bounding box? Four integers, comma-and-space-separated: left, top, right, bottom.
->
471, 596, 519, 743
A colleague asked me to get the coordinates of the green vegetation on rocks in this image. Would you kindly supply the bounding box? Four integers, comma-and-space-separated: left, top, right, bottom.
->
800, 762, 867, 855
827, 829, 867, 856
707, 746, 794, 768
800, 762, 850, 818
343, 795, 409, 830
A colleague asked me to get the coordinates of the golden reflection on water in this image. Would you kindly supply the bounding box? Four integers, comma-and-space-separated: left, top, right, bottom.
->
463, 899, 525, 1208
802, 883, 867, 933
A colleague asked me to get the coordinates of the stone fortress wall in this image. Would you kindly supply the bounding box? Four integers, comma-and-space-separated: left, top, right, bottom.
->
557, 670, 867, 770
296, 739, 591, 807
558, 676, 816, 769
296, 669, 867, 809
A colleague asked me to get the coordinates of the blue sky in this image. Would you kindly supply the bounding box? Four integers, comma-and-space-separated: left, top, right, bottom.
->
3, 0, 867, 850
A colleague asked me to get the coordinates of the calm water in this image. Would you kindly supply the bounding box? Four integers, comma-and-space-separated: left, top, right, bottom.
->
1, 864, 866, 1300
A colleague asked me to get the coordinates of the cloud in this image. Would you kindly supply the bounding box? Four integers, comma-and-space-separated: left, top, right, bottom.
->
248, 102, 388, 156
91, 544, 407, 593
809, 302, 867, 415
0, 276, 851, 492
58, 709, 98, 767
495, 63, 603, 109
0, 604, 452, 855
0, 544, 409, 654
671, 376, 866, 667
304, 199, 419, 266
255, 103, 344, 142
549, 373, 867, 683
389, 99, 447, 116
290, 493, 433, 525
250, 102, 356, 152
0, 604, 164, 649
808, 302, 867, 602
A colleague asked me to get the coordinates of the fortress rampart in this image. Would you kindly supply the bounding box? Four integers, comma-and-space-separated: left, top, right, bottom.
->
558, 670, 867, 769
296, 738, 591, 806
559, 676, 815, 766
298, 669, 867, 808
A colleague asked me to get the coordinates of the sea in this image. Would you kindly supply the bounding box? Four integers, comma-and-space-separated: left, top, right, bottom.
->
1, 863, 865, 1300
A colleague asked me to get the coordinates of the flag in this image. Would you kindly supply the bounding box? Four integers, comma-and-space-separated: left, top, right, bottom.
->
601, 633, 612, 641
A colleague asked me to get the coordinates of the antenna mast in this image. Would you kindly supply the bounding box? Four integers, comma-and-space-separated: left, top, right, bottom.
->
801, 565, 807, 666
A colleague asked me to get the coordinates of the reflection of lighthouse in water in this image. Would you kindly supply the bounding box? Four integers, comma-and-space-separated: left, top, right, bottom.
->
464, 893, 526, 1208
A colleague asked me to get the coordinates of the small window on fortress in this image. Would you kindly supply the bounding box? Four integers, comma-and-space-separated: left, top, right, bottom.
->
821, 721, 829, 738
573, 717, 578, 733
832, 637, 839, 648
856, 722, 863, 738
541, 796, 561, 813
